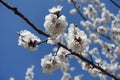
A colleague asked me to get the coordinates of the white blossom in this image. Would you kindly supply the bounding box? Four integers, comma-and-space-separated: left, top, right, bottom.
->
56, 47, 70, 62
111, 18, 120, 35
83, 4, 97, 20
99, 74, 106, 80
89, 33, 99, 41
44, 14, 68, 36
56, 47, 70, 72
93, 18, 102, 26
70, 8, 77, 14
41, 53, 61, 74
89, 48, 98, 54
97, 26, 108, 34
109, 62, 119, 72
9, 77, 15, 80
80, 20, 92, 29
114, 47, 120, 55
49, 5, 63, 13
14, 1, 120, 80
92, 0, 100, 8
74, 75, 83, 80
116, 10, 120, 18
69, 67, 75, 72
101, 8, 111, 23
61, 72, 71, 80
82, 62, 90, 70
82, 62, 100, 77
68, 0, 73, 3
47, 35, 61, 45
95, 58, 101, 64
61, 62, 69, 72
100, 61, 110, 71
41, 47, 70, 74
66, 24, 90, 53
18, 30, 41, 51
90, 68, 99, 77
41, 54, 59, 74
25, 65, 34, 80
99, 3, 105, 11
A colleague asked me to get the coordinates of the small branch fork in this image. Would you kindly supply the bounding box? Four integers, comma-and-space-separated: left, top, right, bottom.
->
0, 0, 120, 80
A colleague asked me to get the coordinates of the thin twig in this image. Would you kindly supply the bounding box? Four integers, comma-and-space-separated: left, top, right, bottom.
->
72, 1, 87, 21
0, 0, 120, 80
38, 39, 48, 45
110, 0, 120, 8
87, 52, 94, 62
54, 46, 61, 56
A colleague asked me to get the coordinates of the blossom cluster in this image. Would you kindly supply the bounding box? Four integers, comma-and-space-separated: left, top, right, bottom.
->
18, 30, 41, 51
44, 5, 68, 36
25, 65, 34, 80
111, 18, 120, 45
15, 0, 120, 80
41, 47, 69, 74
66, 23, 90, 54
67, 0, 120, 79
9, 65, 34, 80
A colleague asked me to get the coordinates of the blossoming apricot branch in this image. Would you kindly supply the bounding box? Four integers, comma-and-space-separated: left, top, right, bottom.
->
0, 0, 120, 80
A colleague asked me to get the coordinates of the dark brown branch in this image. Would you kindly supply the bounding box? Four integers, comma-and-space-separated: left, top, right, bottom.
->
110, 0, 120, 8
58, 42, 120, 80
87, 52, 94, 62
72, 52, 119, 80
54, 46, 61, 56
100, 33, 112, 40
73, 0, 113, 42
0, 0, 119, 80
0, 0, 50, 37
72, 1, 87, 21
38, 39, 48, 45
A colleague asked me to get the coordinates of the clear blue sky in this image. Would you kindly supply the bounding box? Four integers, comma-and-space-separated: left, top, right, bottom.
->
0, 0, 119, 80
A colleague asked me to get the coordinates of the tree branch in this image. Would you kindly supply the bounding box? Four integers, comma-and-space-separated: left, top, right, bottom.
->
72, 1, 113, 42
72, 1, 87, 21
58, 42, 120, 80
110, 0, 120, 8
0, 0, 119, 80
38, 39, 48, 45
0, 0, 50, 37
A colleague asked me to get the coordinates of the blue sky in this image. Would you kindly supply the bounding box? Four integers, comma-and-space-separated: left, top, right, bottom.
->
0, 0, 119, 80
